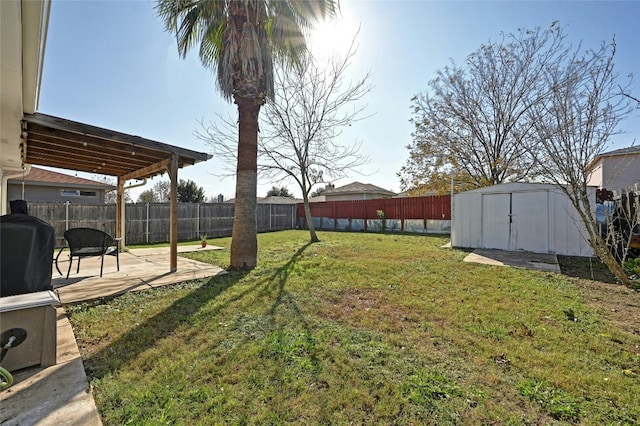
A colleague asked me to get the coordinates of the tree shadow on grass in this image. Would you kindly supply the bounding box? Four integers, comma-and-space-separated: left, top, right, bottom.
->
557, 255, 617, 284
261, 243, 312, 325
77, 270, 250, 380
77, 243, 314, 381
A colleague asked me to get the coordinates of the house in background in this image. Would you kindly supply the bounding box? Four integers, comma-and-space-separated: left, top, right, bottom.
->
7, 167, 114, 205
225, 195, 302, 204
587, 146, 640, 190
323, 182, 396, 202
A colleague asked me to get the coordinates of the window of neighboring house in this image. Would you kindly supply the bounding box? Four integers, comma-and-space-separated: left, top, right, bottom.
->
60, 189, 98, 197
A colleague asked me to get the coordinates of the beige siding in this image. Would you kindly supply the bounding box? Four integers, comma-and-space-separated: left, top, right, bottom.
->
601, 155, 640, 190
587, 161, 603, 187
7, 183, 105, 204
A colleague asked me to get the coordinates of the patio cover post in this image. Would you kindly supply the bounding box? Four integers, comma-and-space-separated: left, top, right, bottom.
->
116, 176, 125, 250
167, 154, 179, 272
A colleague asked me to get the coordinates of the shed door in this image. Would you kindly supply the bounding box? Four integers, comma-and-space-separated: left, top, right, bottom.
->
481, 193, 511, 249
511, 191, 549, 252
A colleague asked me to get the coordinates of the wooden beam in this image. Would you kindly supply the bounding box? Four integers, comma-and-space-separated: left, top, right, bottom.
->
116, 177, 126, 250
24, 113, 211, 163
168, 154, 179, 272
122, 158, 172, 181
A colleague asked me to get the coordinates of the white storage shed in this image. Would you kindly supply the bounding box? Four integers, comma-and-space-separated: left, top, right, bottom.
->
451, 183, 594, 257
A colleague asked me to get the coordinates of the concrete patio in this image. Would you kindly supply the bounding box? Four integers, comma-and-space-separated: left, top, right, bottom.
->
0, 245, 226, 425
54, 245, 227, 304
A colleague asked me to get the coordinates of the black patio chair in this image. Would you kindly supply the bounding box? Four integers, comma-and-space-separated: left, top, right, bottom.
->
63, 228, 121, 279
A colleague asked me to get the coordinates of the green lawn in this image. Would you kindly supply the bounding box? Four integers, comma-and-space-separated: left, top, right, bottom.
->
67, 231, 640, 425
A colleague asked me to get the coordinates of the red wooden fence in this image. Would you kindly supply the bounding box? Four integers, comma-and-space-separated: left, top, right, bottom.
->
296, 195, 451, 231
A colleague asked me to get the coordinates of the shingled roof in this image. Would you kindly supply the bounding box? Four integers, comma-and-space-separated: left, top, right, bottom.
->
6, 167, 115, 189
597, 146, 640, 157
325, 182, 396, 196
587, 145, 640, 170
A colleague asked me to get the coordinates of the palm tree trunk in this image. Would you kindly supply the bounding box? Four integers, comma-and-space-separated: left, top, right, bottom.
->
230, 96, 260, 270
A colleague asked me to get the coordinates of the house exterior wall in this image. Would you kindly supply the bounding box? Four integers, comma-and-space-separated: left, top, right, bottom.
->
601, 155, 640, 190
7, 183, 105, 204
587, 161, 603, 187
451, 183, 594, 256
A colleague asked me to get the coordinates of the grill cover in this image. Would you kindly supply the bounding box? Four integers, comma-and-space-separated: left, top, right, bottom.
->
1, 213, 55, 297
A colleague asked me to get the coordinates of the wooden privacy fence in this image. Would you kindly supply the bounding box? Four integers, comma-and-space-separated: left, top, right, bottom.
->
600, 183, 640, 261
25, 196, 451, 245
296, 195, 451, 233
27, 202, 297, 245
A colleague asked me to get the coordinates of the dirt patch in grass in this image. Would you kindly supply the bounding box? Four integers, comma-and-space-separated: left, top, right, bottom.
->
572, 278, 640, 336
558, 255, 640, 336
319, 289, 413, 333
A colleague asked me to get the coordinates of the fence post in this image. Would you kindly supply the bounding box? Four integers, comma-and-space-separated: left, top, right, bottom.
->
146, 203, 150, 244
363, 202, 367, 232
64, 201, 70, 230
292, 204, 296, 229
333, 203, 337, 230
197, 203, 201, 237
269, 204, 272, 230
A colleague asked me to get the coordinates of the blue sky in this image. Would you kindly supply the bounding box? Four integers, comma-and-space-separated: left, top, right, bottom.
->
39, 0, 640, 201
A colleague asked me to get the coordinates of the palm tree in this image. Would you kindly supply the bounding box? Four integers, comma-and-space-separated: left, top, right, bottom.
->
156, 0, 337, 270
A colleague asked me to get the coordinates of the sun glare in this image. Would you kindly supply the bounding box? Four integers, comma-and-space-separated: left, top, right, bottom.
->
308, 12, 359, 60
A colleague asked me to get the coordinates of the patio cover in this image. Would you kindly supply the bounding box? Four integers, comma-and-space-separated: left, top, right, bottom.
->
20, 112, 212, 272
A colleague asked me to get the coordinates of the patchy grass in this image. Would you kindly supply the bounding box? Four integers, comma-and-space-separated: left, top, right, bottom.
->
67, 231, 640, 425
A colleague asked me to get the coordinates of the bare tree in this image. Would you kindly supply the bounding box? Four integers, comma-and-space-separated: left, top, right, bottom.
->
199, 40, 372, 242
400, 23, 568, 193
528, 39, 635, 286
621, 91, 640, 107
153, 180, 171, 203
94, 175, 131, 204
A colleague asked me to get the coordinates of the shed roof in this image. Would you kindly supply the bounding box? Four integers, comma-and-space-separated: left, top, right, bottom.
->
458, 182, 561, 195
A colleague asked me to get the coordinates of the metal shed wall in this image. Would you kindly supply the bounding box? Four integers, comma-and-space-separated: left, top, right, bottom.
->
451, 183, 594, 257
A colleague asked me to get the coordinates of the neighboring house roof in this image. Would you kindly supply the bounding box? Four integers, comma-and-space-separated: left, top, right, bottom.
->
325, 182, 396, 197
587, 145, 640, 170
7, 167, 115, 190
394, 190, 437, 198
258, 196, 301, 204
308, 195, 326, 203
225, 196, 301, 204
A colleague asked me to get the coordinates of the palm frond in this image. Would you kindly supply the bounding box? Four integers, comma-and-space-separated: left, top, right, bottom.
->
157, 0, 337, 103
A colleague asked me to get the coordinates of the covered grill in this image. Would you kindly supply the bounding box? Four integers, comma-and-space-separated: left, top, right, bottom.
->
0, 200, 55, 297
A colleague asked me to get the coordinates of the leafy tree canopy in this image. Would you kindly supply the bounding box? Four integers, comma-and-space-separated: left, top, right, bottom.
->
266, 186, 294, 198
177, 179, 206, 203
310, 183, 335, 198
137, 189, 158, 203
